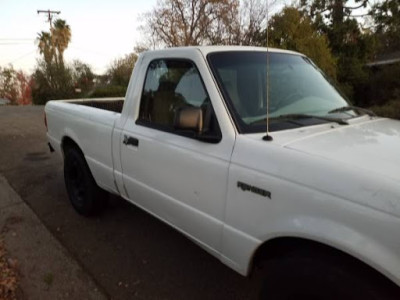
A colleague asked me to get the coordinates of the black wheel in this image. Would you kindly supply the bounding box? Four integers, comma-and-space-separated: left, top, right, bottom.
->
260, 249, 400, 300
64, 146, 107, 216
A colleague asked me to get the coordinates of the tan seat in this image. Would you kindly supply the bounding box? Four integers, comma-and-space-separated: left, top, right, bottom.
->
150, 81, 184, 127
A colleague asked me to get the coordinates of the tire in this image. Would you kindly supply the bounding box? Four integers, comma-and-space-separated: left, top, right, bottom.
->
259, 249, 400, 300
64, 146, 108, 216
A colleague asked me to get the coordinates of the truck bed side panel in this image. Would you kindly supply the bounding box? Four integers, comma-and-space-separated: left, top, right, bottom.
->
45, 101, 119, 194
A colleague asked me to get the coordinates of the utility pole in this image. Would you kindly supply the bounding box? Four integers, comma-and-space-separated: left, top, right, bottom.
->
37, 10, 61, 28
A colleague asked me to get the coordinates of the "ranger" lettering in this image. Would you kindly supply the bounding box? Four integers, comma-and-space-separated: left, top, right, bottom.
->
237, 181, 271, 199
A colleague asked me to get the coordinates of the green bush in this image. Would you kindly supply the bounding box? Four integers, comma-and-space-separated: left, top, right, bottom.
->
90, 85, 127, 98
370, 99, 400, 119
354, 63, 400, 107
32, 62, 75, 105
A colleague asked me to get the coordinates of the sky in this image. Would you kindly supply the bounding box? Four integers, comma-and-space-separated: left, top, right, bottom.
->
0, 0, 157, 74
0, 0, 368, 75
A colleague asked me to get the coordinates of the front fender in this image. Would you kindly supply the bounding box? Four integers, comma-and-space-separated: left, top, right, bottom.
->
222, 163, 400, 288
256, 214, 400, 286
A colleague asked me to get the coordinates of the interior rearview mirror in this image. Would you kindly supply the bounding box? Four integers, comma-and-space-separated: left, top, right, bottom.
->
174, 107, 203, 133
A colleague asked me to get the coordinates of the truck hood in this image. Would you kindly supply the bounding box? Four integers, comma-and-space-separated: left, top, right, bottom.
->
238, 117, 400, 216
283, 117, 400, 182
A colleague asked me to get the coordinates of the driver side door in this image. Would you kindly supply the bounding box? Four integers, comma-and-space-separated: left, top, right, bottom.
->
120, 56, 235, 253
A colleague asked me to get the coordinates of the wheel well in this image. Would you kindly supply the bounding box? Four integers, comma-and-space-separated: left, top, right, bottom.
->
251, 237, 399, 294
61, 136, 82, 157
251, 237, 390, 280
61, 136, 105, 191
252, 237, 313, 271
252, 237, 335, 267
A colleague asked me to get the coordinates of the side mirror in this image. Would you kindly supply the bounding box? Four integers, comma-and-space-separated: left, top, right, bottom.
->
174, 107, 203, 134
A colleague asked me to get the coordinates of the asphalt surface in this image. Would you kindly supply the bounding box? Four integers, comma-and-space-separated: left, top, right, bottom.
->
0, 106, 259, 300
0, 174, 107, 299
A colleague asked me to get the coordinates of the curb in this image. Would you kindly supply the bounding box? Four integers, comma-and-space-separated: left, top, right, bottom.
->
0, 174, 108, 300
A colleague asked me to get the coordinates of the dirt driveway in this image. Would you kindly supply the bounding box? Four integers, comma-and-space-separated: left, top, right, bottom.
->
0, 105, 258, 300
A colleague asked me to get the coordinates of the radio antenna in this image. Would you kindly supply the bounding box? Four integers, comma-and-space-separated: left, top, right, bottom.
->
263, 0, 273, 141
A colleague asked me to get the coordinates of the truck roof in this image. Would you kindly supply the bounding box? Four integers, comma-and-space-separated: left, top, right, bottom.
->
143, 45, 302, 57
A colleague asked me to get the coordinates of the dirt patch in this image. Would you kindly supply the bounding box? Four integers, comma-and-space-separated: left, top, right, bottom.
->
0, 238, 19, 300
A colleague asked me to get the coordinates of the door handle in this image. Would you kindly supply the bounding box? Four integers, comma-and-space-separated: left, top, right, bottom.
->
123, 135, 139, 147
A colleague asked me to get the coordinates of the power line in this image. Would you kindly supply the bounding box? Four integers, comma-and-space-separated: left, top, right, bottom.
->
0, 41, 33, 44
0, 38, 35, 41
9, 50, 37, 65
37, 9, 61, 28
0, 43, 34, 46
69, 45, 114, 57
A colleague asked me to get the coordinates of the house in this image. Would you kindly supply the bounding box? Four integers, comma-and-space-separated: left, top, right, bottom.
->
366, 51, 400, 67
0, 98, 10, 105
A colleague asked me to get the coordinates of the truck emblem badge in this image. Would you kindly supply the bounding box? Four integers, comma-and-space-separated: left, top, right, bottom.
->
237, 181, 271, 199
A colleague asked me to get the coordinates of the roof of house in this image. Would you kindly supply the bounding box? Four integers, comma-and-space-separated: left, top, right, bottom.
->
366, 51, 400, 67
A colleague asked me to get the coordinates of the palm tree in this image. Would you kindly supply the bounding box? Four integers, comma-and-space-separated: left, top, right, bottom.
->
37, 31, 55, 65
51, 19, 71, 67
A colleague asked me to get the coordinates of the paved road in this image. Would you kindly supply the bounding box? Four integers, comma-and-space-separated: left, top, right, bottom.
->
0, 106, 259, 300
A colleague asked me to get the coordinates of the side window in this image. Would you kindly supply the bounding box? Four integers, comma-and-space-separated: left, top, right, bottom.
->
138, 59, 221, 140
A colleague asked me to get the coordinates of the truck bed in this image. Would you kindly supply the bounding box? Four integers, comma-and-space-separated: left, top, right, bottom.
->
69, 98, 124, 113
45, 97, 124, 196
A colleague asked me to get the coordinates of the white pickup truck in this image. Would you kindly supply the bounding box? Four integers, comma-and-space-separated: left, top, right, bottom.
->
45, 46, 400, 299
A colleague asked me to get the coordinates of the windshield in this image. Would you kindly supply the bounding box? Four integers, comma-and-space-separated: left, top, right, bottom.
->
207, 51, 351, 133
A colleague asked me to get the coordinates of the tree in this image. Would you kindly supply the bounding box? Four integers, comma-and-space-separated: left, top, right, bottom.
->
51, 19, 72, 68
37, 20, 71, 68
332, 18, 374, 98
37, 32, 55, 65
141, 0, 270, 47
90, 53, 138, 98
0, 67, 18, 104
15, 71, 33, 105
262, 7, 337, 79
107, 53, 138, 87
0, 66, 32, 105
141, 0, 239, 47
299, 0, 374, 99
300, 0, 369, 46
71, 60, 95, 95
234, 0, 270, 46
33, 19, 74, 104
32, 61, 74, 104
372, 0, 400, 54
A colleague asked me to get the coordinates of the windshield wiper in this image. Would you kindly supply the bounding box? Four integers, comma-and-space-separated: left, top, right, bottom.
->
271, 113, 348, 125
328, 105, 376, 116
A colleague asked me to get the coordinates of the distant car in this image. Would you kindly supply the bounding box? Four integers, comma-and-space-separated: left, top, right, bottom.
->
0, 98, 10, 105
